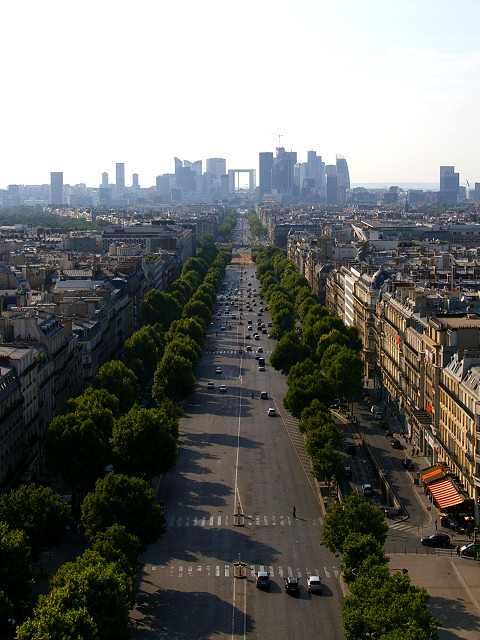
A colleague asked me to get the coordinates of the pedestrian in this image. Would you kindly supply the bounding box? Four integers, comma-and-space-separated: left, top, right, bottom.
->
435, 519, 438, 530
456, 544, 461, 556
292, 506, 296, 518
416, 448, 420, 456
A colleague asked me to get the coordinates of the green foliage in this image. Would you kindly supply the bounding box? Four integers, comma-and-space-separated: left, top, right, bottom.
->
0, 484, 71, 560
269, 331, 310, 374
182, 298, 211, 327
45, 412, 112, 495
340, 533, 389, 583
141, 289, 182, 329
167, 317, 204, 347
182, 256, 208, 280
321, 344, 364, 403
65, 387, 121, 421
283, 360, 335, 418
123, 325, 163, 383
165, 333, 203, 367
342, 562, 441, 640
94, 360, 140, 414
270, 306, 296, 340
16, 602, 99, 640
0, 522, 32, 620
247, 212, 267, 237
153, 352, 195, 403
322, 492, 389, 554
111, 406, 177, 480
298, 399, 334, 434
315, 329, 350, 362
91, 524, 142, 580
81, 474, 165, 549
311, 443, 344, 486
305, 422, 344, 458
49, 550, 132, 640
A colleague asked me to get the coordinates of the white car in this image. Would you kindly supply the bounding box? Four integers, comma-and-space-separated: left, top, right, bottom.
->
215, 367, 222, 374
267, 408, 276, 417
207, 382, 214, 389
362, 483, 373, 496
307, 575, 322, 593
219, 384, 227, 393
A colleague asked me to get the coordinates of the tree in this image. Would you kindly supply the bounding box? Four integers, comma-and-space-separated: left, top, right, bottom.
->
81, 473, 165, 549
45, 412, 112, 496
182, 299, 211, 328
91, 524, 142, 580
153, 352, 195, 403
269, 331, 309, 374
167, 316, 205, 347
94, 360, 140, 414
141, 289, 182, 329
0, 522, 32, 621
340, 533, 389, 583
16, 603, 98, 640
305, 423, 344, 458
49, 550, 131, 640
283, 360, 335, 418
270, 307, 296, 340
165, 333, 203, 366
298, 399, 335, 434
315, 329, 350, 362
321, 345, 364, 407
65, 387, 121, 422
111, 406, 177, 480
123, 326, 163, 382
322, 492, 389, 554
0, 484, 71, 560
342, 563, 441, 640
311, 444, 344, 488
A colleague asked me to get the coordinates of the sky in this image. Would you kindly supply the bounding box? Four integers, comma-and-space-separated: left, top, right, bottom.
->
1, 0, 479, 189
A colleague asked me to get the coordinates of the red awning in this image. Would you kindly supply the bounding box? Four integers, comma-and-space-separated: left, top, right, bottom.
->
428, 478, 463, 510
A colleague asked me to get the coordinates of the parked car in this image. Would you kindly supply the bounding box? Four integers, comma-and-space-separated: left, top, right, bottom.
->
391, 438, 402, 449
346, 444, 356, 456
460, 542, 477, 557
344, 465, 353, 479
421, 534, 451, 547
362, 483, 373, 496
402, 458, 413, 469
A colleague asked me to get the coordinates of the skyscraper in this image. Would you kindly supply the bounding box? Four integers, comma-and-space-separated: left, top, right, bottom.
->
50, 172, 63, 205
116, 163, 125, 198
206, 158, 226, 180
132, 173, 139, 188
272, 147, 297, 195
101, 172, 109, 188
439, 166, 459, 203
259, 152, 273, 197
336, 155, 350, 189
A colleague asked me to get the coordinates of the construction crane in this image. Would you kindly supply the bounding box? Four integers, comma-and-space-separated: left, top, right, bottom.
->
272, 133, 283, 148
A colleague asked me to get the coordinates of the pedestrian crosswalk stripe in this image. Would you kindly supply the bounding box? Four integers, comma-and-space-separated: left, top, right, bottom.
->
165, 514, 321, 529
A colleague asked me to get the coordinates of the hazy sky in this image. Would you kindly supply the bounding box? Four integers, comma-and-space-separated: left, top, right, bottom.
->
2, 0, 479, 189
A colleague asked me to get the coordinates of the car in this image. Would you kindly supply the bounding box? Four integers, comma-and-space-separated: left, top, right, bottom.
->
460, 542, 478, 557
344, 465, 353, 479
346, 444, 356, 455
284, 576, 300, 595
257, 347, 263, 353
221, 325, 226, 330
246, 345, 252, 351
262, 328, 267, 334
207, 382, 214, 389
219, 384, 227, 393
421, 534, 451, 547
402, 458, 413, 469
307, 575, 322, 593
215, 367, 222, 374
259, 365, 265, 371
267, 408, 276, 416
391, 438, 402, 449
362, 483, 373, 496
267, 321, 272, 327
245, 334, 251, 339
260, 391, 268, 399
256, 571, 270, 589
330, 403, 340, 410
255, 335, 260, 340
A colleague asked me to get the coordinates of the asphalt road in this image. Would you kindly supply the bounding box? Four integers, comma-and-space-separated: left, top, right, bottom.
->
131, 253, 345, 639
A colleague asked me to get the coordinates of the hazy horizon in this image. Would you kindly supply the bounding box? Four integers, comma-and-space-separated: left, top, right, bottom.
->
1, 1, 479, 189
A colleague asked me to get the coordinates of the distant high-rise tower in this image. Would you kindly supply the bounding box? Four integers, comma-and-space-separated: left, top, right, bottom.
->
272, 147, 297, 195
101, 172, 109, 188
336, 155, 350, 189
259, 152, 273, 197
206, 158, 226, 180
325, 165, 338, 204
116, 163, 125, 197
50, 172, 63, 204
438, 166, 459, 203
307, 151, 325, 188
132, 173, 139, 188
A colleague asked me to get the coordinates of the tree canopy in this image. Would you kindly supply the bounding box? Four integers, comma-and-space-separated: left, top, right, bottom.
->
93, 360, 140, 414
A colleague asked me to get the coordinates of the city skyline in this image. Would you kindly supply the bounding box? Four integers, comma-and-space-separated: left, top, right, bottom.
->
1, 1, 479, 188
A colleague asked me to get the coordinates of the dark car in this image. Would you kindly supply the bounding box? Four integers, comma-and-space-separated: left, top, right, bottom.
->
284, 576, 300, 595
391, 438, 402, 449
421, 534, 451, 547
402, 458, 413, 469
346, 444, 356, 456
344, 465, 353, 479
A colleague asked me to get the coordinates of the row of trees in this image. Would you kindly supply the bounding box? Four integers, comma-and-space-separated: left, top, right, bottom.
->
322, 493, 441, 639
247, 210, 267, 238
217, 210, 237, 238
253, 246, 364, 486
3, 242, 232, 636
